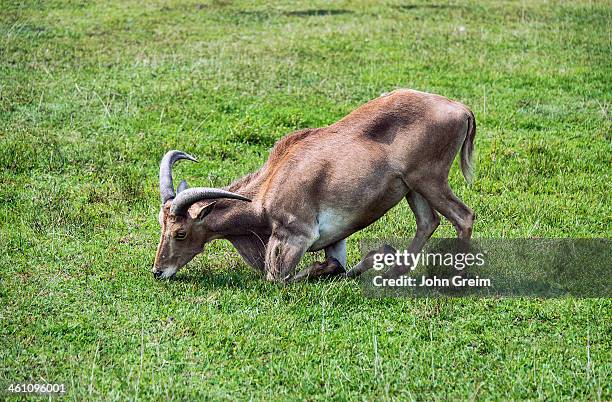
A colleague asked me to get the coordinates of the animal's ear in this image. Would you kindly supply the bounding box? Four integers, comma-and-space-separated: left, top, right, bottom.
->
196, 202, 217, 221
177, 179, 189, 194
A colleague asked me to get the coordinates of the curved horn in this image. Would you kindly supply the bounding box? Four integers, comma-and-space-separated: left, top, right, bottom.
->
176, 179, 189, 194
170, 188, 251, 216
159, 150, 198, 203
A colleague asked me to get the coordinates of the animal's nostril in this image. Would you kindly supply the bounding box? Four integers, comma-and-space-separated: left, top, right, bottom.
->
153, 271, 162, 278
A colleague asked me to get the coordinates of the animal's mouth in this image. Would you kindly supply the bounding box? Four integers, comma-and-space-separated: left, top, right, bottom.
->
152, 266, 178, 279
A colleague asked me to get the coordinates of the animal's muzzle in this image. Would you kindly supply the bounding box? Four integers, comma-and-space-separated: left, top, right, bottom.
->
151, 264, 163, 279
151, 265, 177, 279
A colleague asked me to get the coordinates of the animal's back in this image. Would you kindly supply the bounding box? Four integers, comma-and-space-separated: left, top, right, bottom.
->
254, 89, 473, 247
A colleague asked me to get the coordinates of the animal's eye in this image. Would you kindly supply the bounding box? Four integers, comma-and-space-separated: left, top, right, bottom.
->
175, 230, 187, 240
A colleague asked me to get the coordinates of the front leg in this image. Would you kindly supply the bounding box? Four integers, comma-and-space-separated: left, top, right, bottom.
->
324, 238, 347, 268
288, 239, 347, 282
264, 229, 314, 282
289, 257, 346, 282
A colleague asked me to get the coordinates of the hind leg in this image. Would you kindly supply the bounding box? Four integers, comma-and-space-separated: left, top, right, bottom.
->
382, 190, 440, 277
405, 190, 441, 253
413, 179, 475, 239
409, 179, 476, 284
347, 190, 439, 278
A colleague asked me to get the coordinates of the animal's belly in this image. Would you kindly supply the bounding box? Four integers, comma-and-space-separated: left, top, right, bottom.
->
310, 210, 353, 250
309, 192, 407, 251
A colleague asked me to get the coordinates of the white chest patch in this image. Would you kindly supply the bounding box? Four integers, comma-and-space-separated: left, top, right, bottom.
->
315, 209, 351, 247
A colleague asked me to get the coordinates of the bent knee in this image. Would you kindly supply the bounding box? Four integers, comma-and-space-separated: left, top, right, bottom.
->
417, 213, 440, 237
265, 270, 287, 283
455, 210, 475, 238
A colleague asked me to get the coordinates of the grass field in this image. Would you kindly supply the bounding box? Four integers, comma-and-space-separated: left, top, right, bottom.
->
1, 0, 611, 399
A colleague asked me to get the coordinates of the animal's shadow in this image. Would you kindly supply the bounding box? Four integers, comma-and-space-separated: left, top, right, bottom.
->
234, 8, 352, 21
283, 9, 353, 17
394, 4, 461, 11
173, 267, 260, 290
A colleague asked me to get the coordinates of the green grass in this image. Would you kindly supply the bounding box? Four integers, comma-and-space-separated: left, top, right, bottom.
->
1, 0, 611, 399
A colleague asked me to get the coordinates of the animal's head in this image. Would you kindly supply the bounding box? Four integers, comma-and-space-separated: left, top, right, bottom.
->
153, 150, 251, 279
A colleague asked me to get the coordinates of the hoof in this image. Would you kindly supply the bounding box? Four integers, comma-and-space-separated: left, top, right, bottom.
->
289, 257, 346, 282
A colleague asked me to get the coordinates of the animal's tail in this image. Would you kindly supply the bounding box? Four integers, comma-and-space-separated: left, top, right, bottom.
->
460, 110, 476, 184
